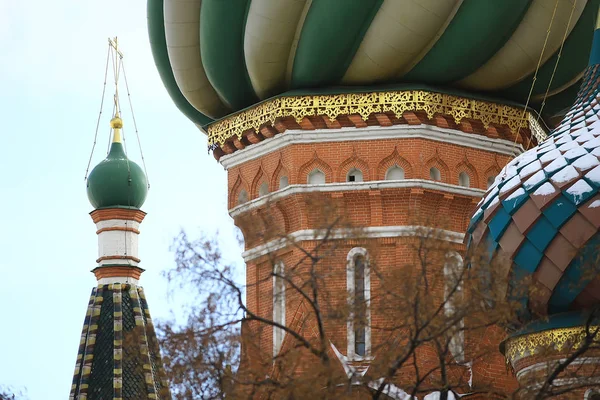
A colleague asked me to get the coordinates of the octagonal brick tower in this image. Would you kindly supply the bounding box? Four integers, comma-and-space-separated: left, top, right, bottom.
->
149, 0, 600, 396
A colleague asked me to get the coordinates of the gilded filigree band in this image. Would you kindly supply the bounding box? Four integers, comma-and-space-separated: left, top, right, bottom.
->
206, 90, 544, 148
504, 325, 600, 364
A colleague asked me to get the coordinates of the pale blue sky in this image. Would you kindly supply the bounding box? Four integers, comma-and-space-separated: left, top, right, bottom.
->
0, 1, 242, 398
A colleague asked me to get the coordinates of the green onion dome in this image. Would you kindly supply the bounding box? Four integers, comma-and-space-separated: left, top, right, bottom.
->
465, 17, 600, 326
148, 0, 599, 128
86, 117, 148, 210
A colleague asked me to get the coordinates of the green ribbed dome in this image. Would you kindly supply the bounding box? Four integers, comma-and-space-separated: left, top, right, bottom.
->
86, 139, 148, 210
149, 0, 599, 128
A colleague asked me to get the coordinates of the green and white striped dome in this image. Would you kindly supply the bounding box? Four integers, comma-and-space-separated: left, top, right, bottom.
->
148, 0, 599, 129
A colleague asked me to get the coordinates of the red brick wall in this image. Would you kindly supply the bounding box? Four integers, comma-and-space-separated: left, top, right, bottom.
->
227, 137, 509, 210
229, 131, 519, 396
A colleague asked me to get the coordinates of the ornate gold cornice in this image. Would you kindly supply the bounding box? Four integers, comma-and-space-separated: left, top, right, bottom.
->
207, 90, 545, 148
504, 325, 600, 365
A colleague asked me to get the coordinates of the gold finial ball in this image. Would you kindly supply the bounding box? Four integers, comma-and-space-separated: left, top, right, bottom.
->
110, 116, 123, 129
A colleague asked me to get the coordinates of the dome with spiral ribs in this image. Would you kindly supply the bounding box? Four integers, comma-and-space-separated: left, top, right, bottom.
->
148, 0, 599, 129
465, 22, 600, 325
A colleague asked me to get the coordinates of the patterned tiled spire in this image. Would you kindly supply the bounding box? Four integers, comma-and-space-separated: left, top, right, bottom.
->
70, 284, 171, 399
465, 6, 600, 325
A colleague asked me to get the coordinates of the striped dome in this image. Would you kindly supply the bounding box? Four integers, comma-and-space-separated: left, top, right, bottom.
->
465, 24, 600, 323
148, 0, 599, 129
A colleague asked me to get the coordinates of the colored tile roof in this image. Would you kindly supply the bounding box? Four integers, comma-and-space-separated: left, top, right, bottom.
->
466, 62, 600, 324
69, 284, 171, 400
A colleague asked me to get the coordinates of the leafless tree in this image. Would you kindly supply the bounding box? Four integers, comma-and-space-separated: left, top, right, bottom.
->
157, 200, 600, 400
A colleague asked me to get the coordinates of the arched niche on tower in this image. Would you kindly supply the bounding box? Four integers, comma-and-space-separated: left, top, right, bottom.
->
424, 154, 449, 183
377, 148, 412, 181
251, 167, 270, 199
271, 159, 291, 191
298, 153, 332, 184
338, 153, 370, 182
230, 175, 250, 208
456, 158, 479, 188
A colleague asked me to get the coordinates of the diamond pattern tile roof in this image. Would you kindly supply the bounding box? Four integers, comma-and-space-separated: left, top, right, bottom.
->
69, 284, 171, 400
466, 63, 600, 324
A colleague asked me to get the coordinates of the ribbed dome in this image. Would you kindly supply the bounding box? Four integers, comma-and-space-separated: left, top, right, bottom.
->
466, 26, 600, 324
86, 138, 148, 210
148, 0, 599, 129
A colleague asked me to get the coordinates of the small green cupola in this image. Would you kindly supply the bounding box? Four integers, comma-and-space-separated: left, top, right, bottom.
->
86, 115, 148, 209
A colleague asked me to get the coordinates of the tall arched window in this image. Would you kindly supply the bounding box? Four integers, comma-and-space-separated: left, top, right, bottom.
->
458, 172, 470, 188
307, 169, 326, 184
347, 168, 363, 182
444, 252, 465, 362
430, 167, 441, 181
385, 165, 405, 180
273, 261, 286, 356
347, 247, 371, 359
259, 182, 269, 197
487, 176, 496, 189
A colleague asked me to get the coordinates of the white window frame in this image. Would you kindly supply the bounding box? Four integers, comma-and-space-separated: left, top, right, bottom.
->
273, 261, 286, 356
346, 247, 371, 360
444, 251, 465, 363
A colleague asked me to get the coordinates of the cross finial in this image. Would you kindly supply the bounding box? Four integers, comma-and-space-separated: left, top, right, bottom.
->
108, 37, 124, 141
108, 37, 124, 59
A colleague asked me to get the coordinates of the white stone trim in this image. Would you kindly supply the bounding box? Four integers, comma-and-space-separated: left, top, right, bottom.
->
273, 261, 286, 356
241, 226, 464, 262
346, 247, 371, 361
219, 124, 524, 169
230, 179, 484, 217
97, 276, 140, 285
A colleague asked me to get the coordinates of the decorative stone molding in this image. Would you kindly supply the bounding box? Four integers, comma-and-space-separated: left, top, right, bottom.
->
90, 208, 146, 223
208, 90, 539, 148
219, 124, 526, 170
504, 326, 600, 366
241, 226, 465, 262
230, 179, 485, 218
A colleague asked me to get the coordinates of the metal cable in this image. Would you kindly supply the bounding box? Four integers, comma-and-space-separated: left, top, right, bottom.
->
84, 44, 111, 180
513, 0, 560, 152
121, 59, 150, 189
524, 0, 578, 149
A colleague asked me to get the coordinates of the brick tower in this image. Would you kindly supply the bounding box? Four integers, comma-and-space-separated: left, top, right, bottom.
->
148, 0, 599, 396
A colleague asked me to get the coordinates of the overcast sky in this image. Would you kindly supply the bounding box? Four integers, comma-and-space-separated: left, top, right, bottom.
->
0, 1, 242, 398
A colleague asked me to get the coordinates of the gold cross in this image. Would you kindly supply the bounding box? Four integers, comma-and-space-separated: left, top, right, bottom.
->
108, 37, 123, 116
108, 37, 124, 59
